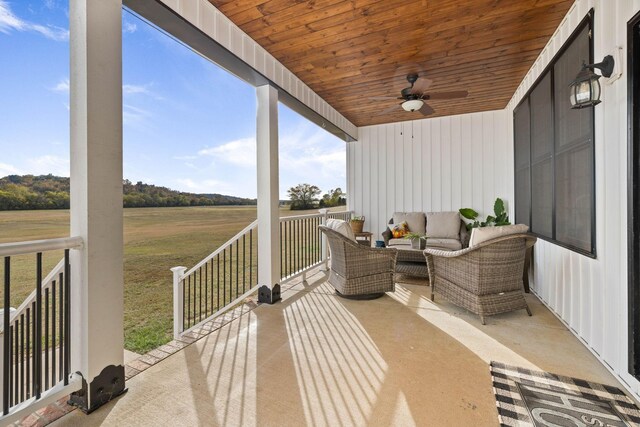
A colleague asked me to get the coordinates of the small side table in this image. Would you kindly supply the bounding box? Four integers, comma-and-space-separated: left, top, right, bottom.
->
354, 232, 373, 246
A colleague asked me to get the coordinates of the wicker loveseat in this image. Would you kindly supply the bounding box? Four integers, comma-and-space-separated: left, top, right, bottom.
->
319, 224, 398, 299
381, 211, 469, 278
424, 232, 537, 324
382, 211, 470, 251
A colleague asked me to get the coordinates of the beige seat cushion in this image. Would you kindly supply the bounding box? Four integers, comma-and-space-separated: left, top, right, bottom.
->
387, 238, 412, 247
426, 212, 461, 239
326, 219, 356, 241
392, 212, 426, 234
468, 224, 529, 248
425, 238, 462, 251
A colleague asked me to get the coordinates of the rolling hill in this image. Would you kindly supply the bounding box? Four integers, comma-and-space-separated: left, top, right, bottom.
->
0, 175, 256, 210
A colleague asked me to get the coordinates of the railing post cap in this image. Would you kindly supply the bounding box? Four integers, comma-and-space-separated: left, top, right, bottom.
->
170, 266, 187, 273
318, 208, 329, 214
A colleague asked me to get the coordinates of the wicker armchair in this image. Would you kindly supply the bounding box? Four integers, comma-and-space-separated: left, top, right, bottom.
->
319, 225, 398, 299
424, 233, 537, 324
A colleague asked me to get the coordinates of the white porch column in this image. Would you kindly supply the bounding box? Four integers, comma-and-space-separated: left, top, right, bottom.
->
256, 85, 281, 304
69, 0, 126, 412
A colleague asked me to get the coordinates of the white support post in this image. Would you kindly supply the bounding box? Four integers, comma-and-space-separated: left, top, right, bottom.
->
69, 0, 125, 412
319, 209, 329, 271
171, 267, 186, 339
256, 85, 281, 304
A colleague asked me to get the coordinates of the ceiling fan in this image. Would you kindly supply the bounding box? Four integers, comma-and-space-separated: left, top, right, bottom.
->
371, 73, 469, 116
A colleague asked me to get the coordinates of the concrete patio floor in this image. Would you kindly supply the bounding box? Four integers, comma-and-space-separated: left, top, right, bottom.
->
52, 269, 627, 426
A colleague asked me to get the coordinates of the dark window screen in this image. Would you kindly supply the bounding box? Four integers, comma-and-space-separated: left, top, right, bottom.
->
530, 74, 553, 162
529, 74, 554, 237
531, 158, 553, 237
553, 25, 593, 252
514, 102, 531, 226
513, 15, 595, 256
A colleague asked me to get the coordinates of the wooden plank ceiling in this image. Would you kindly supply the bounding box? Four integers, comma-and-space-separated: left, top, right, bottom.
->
209, 0, 574, 127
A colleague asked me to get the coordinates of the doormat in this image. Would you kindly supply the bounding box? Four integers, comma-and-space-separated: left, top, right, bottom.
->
490, 361, 640, 426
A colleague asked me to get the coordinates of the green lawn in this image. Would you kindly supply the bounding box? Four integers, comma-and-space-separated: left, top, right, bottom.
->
0, 206, 341, 353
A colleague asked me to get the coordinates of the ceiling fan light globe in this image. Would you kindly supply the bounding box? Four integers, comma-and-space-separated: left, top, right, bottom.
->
402, 99, 424, 112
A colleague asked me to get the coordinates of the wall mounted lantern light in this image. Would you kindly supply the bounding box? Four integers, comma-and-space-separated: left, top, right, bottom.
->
569, 55, 615, 109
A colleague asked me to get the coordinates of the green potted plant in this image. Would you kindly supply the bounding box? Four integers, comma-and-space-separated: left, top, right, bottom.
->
350, 215, 365, 234
459, 198, 511, 231
404, 232, 427, 249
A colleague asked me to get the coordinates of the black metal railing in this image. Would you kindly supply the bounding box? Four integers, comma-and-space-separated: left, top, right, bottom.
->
0, 237, 82, 416
174, 221, 258, 335
279, 213, 325, 280
173, 210, 352, 337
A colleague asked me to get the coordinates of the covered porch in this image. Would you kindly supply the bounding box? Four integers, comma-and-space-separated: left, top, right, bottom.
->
51, 268, 619, 426
2, 0, 640, 425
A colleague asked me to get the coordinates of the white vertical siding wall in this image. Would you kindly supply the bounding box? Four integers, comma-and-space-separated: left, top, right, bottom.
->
347, 110, 512, 239
349, 0, 640, 400
505, 0, 639, 397
156, 0, 358, 139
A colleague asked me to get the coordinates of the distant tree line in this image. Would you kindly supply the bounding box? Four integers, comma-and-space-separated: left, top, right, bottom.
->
0, 175, 256, 211
287, 183, 346, 210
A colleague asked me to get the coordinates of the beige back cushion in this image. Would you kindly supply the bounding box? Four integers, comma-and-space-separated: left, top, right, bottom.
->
392, 212, 426, 234
468, 224, 529, 248
426, 212, 461, 239
326, 219, 356, 241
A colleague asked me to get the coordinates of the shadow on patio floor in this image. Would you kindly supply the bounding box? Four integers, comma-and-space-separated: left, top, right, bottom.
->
51, 268, 623, 426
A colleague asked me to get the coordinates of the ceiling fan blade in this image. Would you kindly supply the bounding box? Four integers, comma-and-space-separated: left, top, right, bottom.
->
418, 103, 435, 116
410, 77, 433, 94
368, 96, 401, 100
425, 90, 469, 100
376, 104, 402, 116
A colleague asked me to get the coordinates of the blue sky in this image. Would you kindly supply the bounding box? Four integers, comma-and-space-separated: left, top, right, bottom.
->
0, 0, 346, 199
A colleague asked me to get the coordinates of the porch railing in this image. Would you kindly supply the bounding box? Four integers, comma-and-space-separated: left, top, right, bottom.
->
278, 210, 351, 280
172, 210, 352, 338
0, 237, 83, 423
327, 211, 352, 222
171, 221, 259, 339
279, 213, 324, 281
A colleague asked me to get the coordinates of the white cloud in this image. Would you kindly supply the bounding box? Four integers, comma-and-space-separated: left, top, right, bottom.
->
279, 146, 346, 185
0, 1, 26, 32
123, 83, 162, 100
176, 178, 230, 194
123, 21, 137, 34
123, 84, 149, 95
199, 137, 256, 167
173, 122, 346, 198
123, 104, 152, 126
0, 0, 68, 41
51, 78, 69, 93
278, 125, 346, 180
26, 155, 69, 176
51, 82, 161, 100
0, 162, 20, 177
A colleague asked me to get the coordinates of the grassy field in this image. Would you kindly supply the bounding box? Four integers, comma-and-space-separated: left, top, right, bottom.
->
0, 206, 340, 353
